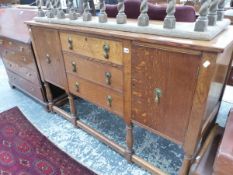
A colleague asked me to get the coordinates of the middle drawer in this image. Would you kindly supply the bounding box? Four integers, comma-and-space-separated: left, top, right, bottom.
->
68, 74, 123, 116
64, 53, 123, 92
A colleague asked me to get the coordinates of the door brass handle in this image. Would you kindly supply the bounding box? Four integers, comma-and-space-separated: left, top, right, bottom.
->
75, 82, 80, 92
154, 88, 162, 104
72, 61, 77, 72
105, 72, 111, 85
107, 95, 112, 107
46, 54, 51, 64
103, 43, 110, 59
68, 36, 73, 50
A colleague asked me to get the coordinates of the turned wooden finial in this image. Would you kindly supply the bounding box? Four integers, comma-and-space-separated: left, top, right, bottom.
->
68, 0, 78, 20
194, 0, 210, 32
99, 0, 107, 23
46, 0, 55, 18
37, 0, 45, 17
163, 0, 176, 29
57, 0, 65, 19
208, 0, 218, 25
83, 0, 92, 21
116, 0, 127, 24
217, 0, 225, 21
138, 0, 149, 26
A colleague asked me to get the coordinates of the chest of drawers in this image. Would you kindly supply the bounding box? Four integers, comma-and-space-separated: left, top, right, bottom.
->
27, 21, 233, 175
0, 8, 46, 105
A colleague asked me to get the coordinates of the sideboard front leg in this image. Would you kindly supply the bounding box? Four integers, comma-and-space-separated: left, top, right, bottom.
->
179, 154, 193, 175
44, 82, 53, 112
125, 123, 134, 161
68, 93, 77, 126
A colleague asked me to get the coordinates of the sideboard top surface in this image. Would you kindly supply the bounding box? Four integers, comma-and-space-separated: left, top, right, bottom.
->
26, 20, 233, 53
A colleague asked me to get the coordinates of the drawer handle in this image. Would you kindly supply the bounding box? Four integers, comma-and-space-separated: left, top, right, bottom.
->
0, 39, 3, 45
8, 41, 12, 45
46, 54, 51, 64
23, 57, 26, 62
75, 82, 80, 92
107, 95, 112, 107
103, 43, 110, 59
19, 47, 24, 52
68, 36, 73, 50
105, 72, 111, 85
72, 61, 77, 72
154, 88, 162, 104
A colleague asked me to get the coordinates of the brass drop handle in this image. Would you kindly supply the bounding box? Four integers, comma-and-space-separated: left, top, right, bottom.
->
23, 57, 26, 62
72, 61, 77, 72
105, 72, 111, 85
46, 54, 51, 64
103, 43, 110, 59
75, 82, 80, 92
0, 39, 3, 45
107, 95, 112, 107
68, 36, 73, 50
154, 88, 162, 104
8, 41, 12, 45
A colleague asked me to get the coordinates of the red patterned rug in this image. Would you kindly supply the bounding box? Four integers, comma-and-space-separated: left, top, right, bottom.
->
0, 107, 96, 175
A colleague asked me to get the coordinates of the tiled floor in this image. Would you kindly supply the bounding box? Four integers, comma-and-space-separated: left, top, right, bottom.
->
0, 59, 232, 175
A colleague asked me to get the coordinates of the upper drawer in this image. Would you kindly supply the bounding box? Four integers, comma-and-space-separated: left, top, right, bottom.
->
60, 32, 123, 65
64, 53, 123, 92
0, 37, 31, 53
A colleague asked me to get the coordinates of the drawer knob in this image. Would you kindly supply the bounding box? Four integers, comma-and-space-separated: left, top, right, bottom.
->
107, 95, 112, 107
68, 36, 73, 50
103, 43, 110, 59
75, 82, 80, 92
0, 39, 3, 45
8, 41, 12, 45
46, 54, 51, 64
23, 57, 26, 62
72, 61, 77, 72
19, 47, 24, 52
154, 88, 162, 104
105, 72, 111, 85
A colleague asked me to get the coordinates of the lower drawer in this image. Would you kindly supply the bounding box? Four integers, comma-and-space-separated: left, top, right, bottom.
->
3, 58, 40, 85
7, 71, 45, 102
67, 73, 123, 116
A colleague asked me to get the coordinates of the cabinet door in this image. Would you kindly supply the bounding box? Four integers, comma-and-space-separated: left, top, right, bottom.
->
30, 27, 67, 89
132, 43, 200, 143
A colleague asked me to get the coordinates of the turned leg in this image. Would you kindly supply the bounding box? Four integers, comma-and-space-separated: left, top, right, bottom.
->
68, 93, 77, 125
125, 123, 134, 161
44, 82, 53, 112
179, 154, 193, 175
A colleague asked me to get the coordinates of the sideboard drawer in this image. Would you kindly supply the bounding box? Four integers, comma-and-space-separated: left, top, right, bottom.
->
7, 71, 44, 101
64, 53, 123, 92
60, 32, 123, 65
67, 73, 123, 116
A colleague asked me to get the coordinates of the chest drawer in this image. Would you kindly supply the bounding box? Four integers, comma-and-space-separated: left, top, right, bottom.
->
7, 70, 44, 101
3, 49, 36, 71
60, 32, 123, 65
64, 53, 123, 92
3, 58, 40, 85
0, 37, 31, 53
67, 73, 123, 116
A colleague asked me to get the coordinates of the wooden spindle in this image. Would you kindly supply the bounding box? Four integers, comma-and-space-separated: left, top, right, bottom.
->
99, 0, 108, 23
217, 0, 225, 21
116, 0, 127, 24
194, 0, 210, 32
163, 0, 176, 29
208, 0, 219, 25
138, 0, 149, 26
83, 0, 92, 21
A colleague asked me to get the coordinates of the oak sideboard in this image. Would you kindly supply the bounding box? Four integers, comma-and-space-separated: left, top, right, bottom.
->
26, 20, 233, 175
